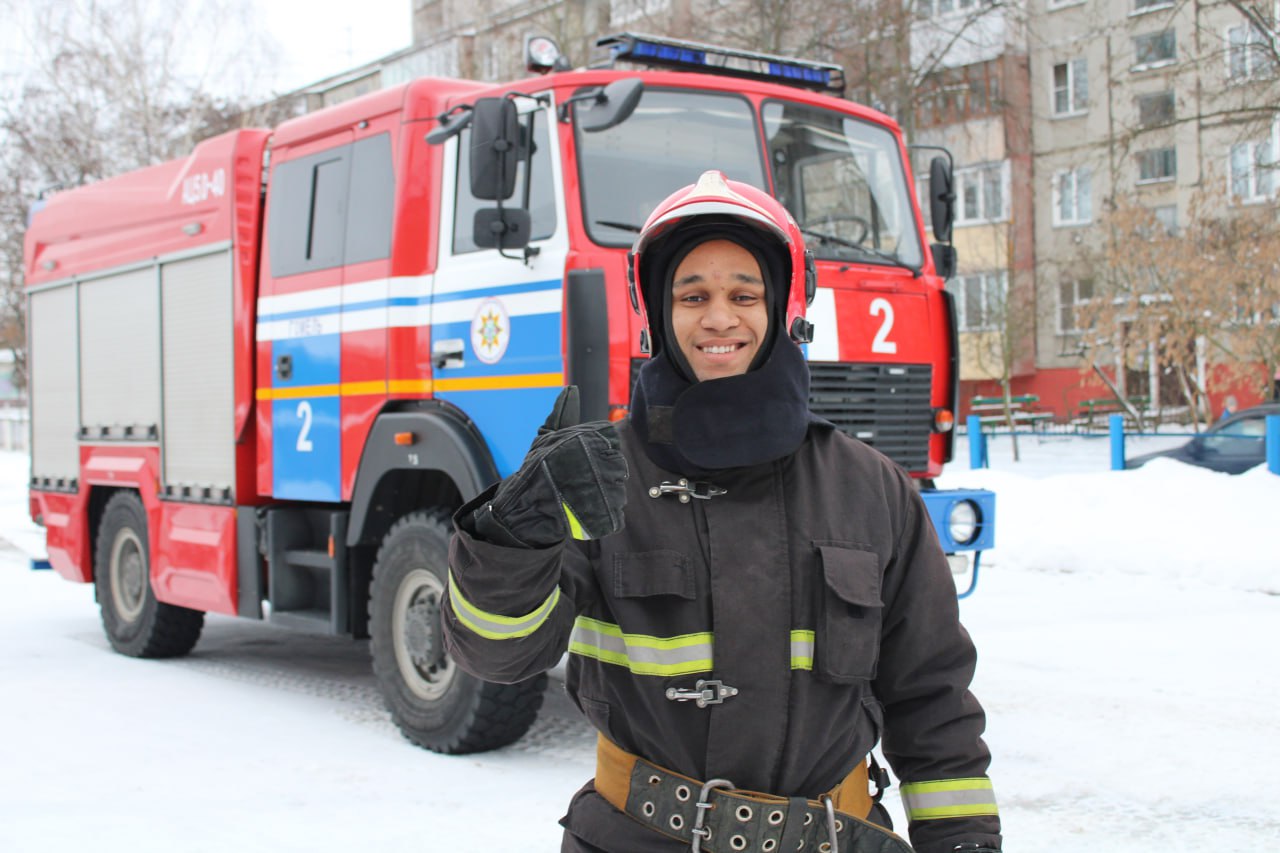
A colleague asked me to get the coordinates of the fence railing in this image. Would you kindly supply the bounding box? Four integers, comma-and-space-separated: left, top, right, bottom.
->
0, 408, 27, 452
965, 413, 1280, 475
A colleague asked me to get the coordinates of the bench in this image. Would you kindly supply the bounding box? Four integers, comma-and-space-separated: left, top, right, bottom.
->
968, 395, 1055, 430
1073, 396, 1150, 429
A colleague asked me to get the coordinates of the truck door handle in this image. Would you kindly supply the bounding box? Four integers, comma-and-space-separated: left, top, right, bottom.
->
432, 339, 464, 369
275, 354, 293, 379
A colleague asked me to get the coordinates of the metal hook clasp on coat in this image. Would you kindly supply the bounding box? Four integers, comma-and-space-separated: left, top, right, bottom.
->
647, 479, 727, 503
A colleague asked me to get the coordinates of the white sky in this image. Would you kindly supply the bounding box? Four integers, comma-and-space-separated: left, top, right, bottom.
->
259, 0, 413, 93
0, 0, 413, 98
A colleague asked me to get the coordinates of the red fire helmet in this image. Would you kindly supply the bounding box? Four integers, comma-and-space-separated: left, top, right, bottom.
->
628, 170, 816, 346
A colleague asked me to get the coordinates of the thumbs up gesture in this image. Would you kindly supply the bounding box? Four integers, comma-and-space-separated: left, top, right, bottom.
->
472, 386, 629, 548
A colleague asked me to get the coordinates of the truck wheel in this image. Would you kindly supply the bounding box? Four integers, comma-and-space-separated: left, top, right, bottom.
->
94, 491, 204, 658
369, 510, 546, 754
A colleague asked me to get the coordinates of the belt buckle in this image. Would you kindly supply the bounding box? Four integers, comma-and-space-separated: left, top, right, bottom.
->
665, 679, 739, 708
690, 777, 733, 853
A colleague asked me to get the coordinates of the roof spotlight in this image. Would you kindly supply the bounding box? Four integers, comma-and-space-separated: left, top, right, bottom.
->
526, 35, 570, 74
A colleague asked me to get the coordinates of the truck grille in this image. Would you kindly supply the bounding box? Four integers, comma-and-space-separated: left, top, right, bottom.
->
807, 362, 933, 472
630, 358, 934, 473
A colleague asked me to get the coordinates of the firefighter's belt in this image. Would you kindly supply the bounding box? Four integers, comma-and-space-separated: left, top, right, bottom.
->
595, 735, 913, 853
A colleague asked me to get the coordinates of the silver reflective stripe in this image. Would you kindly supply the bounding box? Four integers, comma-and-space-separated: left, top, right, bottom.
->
790, 629, 815, 670
900, 778, 998, 821
448, 572, 560, 641
568, 616, 713, 676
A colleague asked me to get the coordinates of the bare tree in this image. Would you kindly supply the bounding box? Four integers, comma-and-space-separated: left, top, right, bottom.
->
0, 0, 276, 393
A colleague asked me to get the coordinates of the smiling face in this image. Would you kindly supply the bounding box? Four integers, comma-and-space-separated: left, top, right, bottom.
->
669, 239, 769, 382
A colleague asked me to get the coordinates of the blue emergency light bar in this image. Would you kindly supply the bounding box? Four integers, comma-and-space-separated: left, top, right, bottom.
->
597, 33, 845, 94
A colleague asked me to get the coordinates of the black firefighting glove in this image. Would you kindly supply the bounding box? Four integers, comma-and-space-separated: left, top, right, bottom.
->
471, 386, 628, 548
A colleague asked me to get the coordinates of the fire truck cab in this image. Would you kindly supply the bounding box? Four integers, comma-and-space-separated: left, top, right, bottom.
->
25, 34, 994, 754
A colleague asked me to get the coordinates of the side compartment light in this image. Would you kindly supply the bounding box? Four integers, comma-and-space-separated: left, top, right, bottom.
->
933, 408, 955, 433
394, 431, 416, 446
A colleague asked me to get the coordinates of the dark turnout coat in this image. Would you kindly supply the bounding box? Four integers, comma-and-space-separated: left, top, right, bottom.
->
443, 420, 1001, 853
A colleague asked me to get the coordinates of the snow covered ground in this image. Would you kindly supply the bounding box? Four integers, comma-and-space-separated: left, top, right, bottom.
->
1, 436, 1277, 852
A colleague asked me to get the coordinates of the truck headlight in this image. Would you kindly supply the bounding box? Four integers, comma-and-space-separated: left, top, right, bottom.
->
948, 500, 979, 545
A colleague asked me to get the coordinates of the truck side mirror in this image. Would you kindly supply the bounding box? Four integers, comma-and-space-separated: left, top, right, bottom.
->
931, 243, 956, 280
929, 156, 955, 244
470, 97, 520, 201
577, 78, 644, 133
474, 207, 531, 251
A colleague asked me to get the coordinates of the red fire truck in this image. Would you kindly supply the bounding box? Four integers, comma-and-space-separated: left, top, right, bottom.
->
24, 34, 994, 754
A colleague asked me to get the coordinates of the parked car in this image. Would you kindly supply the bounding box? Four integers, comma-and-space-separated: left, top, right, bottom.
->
1126, 403, 1280, 475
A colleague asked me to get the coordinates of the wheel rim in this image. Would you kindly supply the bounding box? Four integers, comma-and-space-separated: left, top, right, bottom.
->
109, 527, 147, 623
391, 568, 456, 701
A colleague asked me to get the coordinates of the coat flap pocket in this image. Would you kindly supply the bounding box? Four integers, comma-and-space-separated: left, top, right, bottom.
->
818, 545, 882, 607
612, 550, 695, 599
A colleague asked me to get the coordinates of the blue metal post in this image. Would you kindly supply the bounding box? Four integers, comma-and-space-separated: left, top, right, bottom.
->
1267, 414, 1280, 475
1109, 414, 1125, 471
967, 415, 987, 469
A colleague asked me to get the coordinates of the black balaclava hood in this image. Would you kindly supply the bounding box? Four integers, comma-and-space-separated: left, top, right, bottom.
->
630, 219, 814, 475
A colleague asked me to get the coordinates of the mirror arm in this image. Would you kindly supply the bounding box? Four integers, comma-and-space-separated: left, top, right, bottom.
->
557, 87, 605, 122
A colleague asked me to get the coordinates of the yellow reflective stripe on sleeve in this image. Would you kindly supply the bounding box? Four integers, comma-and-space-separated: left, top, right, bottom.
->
447, 571, 560, 641
899, 778, 998, 821
563, 502, 589, 540
569, 616, 713, 676
790, 629, 815, 670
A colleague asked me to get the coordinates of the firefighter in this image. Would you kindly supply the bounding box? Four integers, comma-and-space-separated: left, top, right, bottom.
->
442, 171, 1001, 853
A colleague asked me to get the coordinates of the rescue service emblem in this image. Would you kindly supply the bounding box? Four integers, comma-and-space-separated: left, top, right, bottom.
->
471, 299, 510, 364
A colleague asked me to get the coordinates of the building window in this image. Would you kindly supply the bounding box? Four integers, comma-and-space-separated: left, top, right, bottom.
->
1133, 30, 1176, 69
949, 271, 1008, 331
1229, 139, 1276, 202
915, 60, 1002, 128
1052, 59, 1088, 115
1053, 167, 1092, 225
1133, 0, 1173, 12
1136, 147, 1177, 183
1058, 278, 1094, 334
1226, 22, 1278, 81
1136, 91, 1175, 127
610, 0, 671, 25
917, 0, 992, 18
1152, 204, 1178, 234
954, 162, 1009, 225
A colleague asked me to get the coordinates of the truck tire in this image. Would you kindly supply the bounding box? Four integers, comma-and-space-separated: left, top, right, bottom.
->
369, 510, 546, 754
94, 491, 204, 658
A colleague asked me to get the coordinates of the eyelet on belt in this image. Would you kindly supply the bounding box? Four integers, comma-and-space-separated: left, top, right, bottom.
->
641, 801, 655, 818
834, 819, 844, 832
803, 813, 813, 826
735, 805, 753, 822
763, 840, 778, 852
768, 809, 785, 825
670, 814, 685, 831
648, 774, 661, 785
675, 784, 691, 802
819, 844, 831, 853
730, 835, 748, 851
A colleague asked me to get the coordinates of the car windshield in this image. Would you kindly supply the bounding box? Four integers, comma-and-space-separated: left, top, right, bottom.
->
762, 101, 923, 269
576, 89, 767, 246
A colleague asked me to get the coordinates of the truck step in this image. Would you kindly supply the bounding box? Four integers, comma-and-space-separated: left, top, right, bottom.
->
264, 509, 350, 636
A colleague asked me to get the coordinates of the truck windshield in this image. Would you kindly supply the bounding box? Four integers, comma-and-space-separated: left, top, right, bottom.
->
576, 89, 766, 246
576, 89, 923, 270
762, 101, 923, 269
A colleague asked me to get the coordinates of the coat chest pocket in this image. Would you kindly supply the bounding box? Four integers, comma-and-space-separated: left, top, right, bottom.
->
611, 550, 695, 600
816, 544, 883, 683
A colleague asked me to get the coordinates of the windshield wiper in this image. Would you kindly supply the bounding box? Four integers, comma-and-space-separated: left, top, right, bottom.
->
800, 228, 915, 272
595, 219, 642, 233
